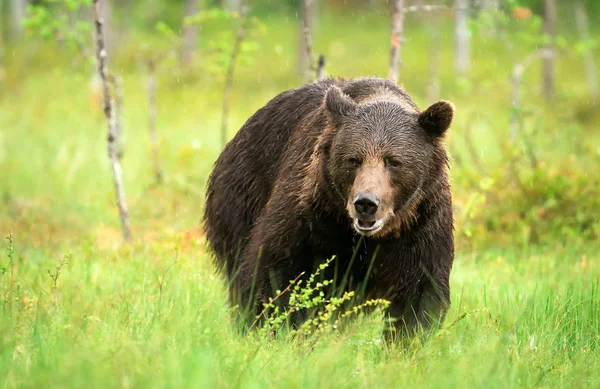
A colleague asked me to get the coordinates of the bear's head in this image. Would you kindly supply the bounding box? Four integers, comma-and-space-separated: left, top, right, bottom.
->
321, 85, 454, 238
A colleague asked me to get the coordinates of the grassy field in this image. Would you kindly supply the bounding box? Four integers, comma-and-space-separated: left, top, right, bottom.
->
1, 6, 600, 389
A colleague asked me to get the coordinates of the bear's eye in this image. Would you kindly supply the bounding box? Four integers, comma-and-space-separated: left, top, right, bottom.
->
384, 157, 402, 169
347, 157, 362, 168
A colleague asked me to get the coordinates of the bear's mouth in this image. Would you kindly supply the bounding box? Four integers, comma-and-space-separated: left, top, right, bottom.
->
353, 218, 384, 235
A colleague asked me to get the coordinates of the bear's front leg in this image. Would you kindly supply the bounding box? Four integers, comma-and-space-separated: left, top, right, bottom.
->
232, 200, 311, 328
385, 278, 450, 341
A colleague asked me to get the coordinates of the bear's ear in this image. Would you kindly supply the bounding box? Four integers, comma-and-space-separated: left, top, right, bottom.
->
325, 85, 358, 121
418, 100, 455, 137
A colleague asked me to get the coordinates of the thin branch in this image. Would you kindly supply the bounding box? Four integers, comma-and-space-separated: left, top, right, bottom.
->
248, 271, 306, 332
154, 253, 179, 312
404, 4, 448, 13
463, 120, 486, 175
93, 0, 131, 242
510, 48, 553, 142
220, 2, 249, 150
301, 0, 322, 82
388, 0, 406, 83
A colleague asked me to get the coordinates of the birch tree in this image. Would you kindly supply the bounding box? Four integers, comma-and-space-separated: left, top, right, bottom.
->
300, 0, 324, 82
93, 0, 131, 242
10, 0, 27, 37
388, 0, 406, 83
388, 1, 446, 83
223, 0, 241, 12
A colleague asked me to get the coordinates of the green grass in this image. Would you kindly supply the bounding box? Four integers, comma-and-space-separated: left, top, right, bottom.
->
1, 238, 598, 388
1, 6, 600, 389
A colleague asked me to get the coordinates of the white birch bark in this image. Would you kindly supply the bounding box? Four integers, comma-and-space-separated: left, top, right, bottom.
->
93, 0, 131, 242
388, 0, 406, 83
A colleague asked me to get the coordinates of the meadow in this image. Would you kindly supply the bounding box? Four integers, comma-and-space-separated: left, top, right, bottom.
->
1, 4, 599, 388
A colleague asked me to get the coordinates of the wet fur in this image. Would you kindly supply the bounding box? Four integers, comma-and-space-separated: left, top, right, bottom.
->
204, 77, 455, 337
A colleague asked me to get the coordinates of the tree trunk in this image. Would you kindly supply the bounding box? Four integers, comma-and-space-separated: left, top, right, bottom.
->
455, 0, 470, 77
574, 0, 598, 101
92, 0, 132, 242
223, 0, 240, 12
9, 0, 27, 38
298, 0, 316, 82
182, 0, 199, 68
542, 0, 556, 101
109, 75, 124, 160
388, 0, 406, 83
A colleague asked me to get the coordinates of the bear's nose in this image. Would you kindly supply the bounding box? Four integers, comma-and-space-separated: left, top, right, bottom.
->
353, 193, 379, 217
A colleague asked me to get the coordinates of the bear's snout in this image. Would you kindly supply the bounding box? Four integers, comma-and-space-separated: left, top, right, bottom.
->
353, 192, 379, 217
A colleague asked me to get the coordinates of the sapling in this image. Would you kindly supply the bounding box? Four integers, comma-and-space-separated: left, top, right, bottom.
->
217, 3, 265, 149
388, 0, 449, 83
23, 0, 131, 241
388, 0, 406, 83
300, 0, 325, 82
221, 2, 249, 150
93, 0, 131, 242
154, 252, 179, 315
2, 231, 15, 313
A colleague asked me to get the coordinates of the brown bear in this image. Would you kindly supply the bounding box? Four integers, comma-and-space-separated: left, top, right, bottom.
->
204, 77, 455, 337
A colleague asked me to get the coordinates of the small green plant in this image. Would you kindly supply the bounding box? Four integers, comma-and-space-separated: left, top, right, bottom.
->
181, 7, 266, 78
153, 252, 179, 313
254, 256, 390, 339
2, 231, 15, 312
23, 0, 93, 66
1, 231, 12, 276
47, 254, 70, 290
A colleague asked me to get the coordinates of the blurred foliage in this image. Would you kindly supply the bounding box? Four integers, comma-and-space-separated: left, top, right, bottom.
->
22, 0, 91, 57
456, 123, 600, 249
1, 0, 599, 252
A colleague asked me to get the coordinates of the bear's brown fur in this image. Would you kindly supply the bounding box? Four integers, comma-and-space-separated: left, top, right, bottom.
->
204, 77, 455, 336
